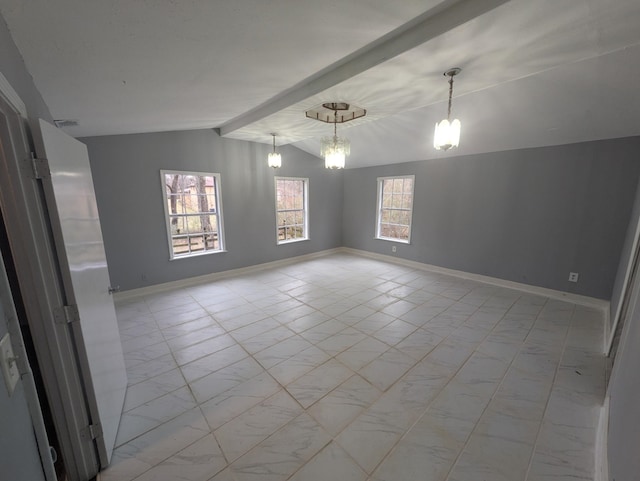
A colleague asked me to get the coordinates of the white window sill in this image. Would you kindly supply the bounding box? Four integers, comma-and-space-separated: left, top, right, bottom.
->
277, 238, 309, 246
170, 249, 227, 261
375, 237, 410, 244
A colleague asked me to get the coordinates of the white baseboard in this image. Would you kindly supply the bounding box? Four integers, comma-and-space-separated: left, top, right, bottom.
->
595, 396, 610, 481
115, 246, 610, 314
341, 247, 610, 312
114, 248, 343, 301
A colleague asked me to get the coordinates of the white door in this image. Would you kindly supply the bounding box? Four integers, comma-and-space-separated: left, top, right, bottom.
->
35, 119, 127, 466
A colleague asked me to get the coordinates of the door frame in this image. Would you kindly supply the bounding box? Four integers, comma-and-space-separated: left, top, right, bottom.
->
608, 213, 640, 355
0, 78, 100, 480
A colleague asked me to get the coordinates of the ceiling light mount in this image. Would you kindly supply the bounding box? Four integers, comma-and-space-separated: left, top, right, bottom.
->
306, 102, 366, 169
305, 102, 366, 124
434, 67, 462, 151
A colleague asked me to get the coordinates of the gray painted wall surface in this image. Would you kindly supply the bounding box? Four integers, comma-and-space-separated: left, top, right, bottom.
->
342, 137, 640, 300
608, 176, 640, 333
608, 253, 640, 481
0, 14, 49, 481
82, 129, 343, 290
0, 15, 52, 126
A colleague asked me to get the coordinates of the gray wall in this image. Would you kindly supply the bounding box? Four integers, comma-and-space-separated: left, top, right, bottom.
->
82, 129, 343, 291
0, 15, 52, 127
0, 13, 50, 481
343, 137, 640, 300
608, 245, 640, 481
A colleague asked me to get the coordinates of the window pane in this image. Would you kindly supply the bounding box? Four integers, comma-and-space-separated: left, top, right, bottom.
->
163, 170, 224, 258
275, 178, 308, 244
376, 176, 414, 242
169, 215, 185, 235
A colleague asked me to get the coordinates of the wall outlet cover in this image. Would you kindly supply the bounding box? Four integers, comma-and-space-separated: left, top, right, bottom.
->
569, 272, 579, 283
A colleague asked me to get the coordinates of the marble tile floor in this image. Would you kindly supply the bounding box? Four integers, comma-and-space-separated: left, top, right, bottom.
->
101, 253, 605, 481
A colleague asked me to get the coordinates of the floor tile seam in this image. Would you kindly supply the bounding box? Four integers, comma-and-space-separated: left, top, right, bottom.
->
121, 334, 168, 353
171, 339, 243, 369
523, 303, 578, 481
124, 430, 218, 481
165, 336, 255, 384
123, 349, 174, 370
113, 400, 204, 451
194, 373, 272, 436
482, 294, 550, 350
207, 387, 304, 465
286, 436, 366, 480
224, 411, 334, 476
124, 340, 177, 389
122, 380, 189, 414
280, 354, 357, 395
439, 308, 545, 481
142, 292, 199, 315
356, 321, 498, 477
358, 358, 466, 477
156, 314, 221, 341
185, 331, 273, 407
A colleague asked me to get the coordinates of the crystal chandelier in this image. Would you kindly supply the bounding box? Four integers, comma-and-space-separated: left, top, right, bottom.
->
434, 68, 462, 151
321, 119, 349, 169
306, 102, 366, 169
267, 133, 281, 168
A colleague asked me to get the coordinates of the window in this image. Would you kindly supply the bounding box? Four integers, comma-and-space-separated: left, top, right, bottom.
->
376, 175, 415, 243
161, 170, 225, 259
275, 177, 309, 244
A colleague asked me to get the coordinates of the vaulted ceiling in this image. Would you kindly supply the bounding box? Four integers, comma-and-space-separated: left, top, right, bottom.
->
2, 0, 640, 167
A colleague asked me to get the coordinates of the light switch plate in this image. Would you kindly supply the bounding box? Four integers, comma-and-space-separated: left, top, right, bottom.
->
0, 333, 19, 396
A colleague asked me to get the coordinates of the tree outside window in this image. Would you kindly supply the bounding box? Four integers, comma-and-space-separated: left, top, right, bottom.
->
161, 170, 225, 259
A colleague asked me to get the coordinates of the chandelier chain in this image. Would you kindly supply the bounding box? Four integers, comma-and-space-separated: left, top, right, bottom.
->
447, 75, 454, 120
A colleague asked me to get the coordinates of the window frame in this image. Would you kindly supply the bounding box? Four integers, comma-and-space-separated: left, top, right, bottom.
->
160, 169, 226, 260
274, 176, 309, 245
375, 175, 415, 244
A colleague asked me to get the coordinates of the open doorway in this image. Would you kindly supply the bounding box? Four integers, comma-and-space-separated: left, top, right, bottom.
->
0, 207, 65, 479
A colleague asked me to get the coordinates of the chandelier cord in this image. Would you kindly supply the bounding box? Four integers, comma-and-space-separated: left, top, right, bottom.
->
447, 74, 454, 120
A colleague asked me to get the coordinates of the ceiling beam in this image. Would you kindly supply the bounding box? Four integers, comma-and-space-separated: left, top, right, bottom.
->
218, 0, 512, 137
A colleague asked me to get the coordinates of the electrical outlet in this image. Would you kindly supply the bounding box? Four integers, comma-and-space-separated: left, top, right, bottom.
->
0, 333, 19, 396
568, 272, 579, 283
392, 246, 397, 253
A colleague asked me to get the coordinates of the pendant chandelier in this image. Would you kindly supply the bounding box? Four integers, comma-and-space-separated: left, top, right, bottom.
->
434, 67, 462, 151
267, 133, 281, 168
305, 102, 366, 169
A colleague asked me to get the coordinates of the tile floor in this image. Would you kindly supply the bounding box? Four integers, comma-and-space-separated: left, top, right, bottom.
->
101, 253, 605, 481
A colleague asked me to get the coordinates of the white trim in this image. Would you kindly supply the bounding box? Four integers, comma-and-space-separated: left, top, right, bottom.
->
160, 170, 226, 259
595, 396, 610, 481
607, 213, 640, 354
341, 247, 609, 311
114, 247, 343, 301
0, 71, 27, 118
116, 246, 609, 312
275, 176, 309, 245
375, 175, 415, 243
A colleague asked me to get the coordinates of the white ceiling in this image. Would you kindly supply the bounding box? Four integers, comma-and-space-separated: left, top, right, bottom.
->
2, 0, 640, 168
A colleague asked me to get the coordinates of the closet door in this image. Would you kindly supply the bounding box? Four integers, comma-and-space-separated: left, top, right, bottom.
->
35, 119, 126, 467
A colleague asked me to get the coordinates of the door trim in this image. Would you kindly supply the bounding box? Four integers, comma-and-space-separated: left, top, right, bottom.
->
0, 85, 99, 480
